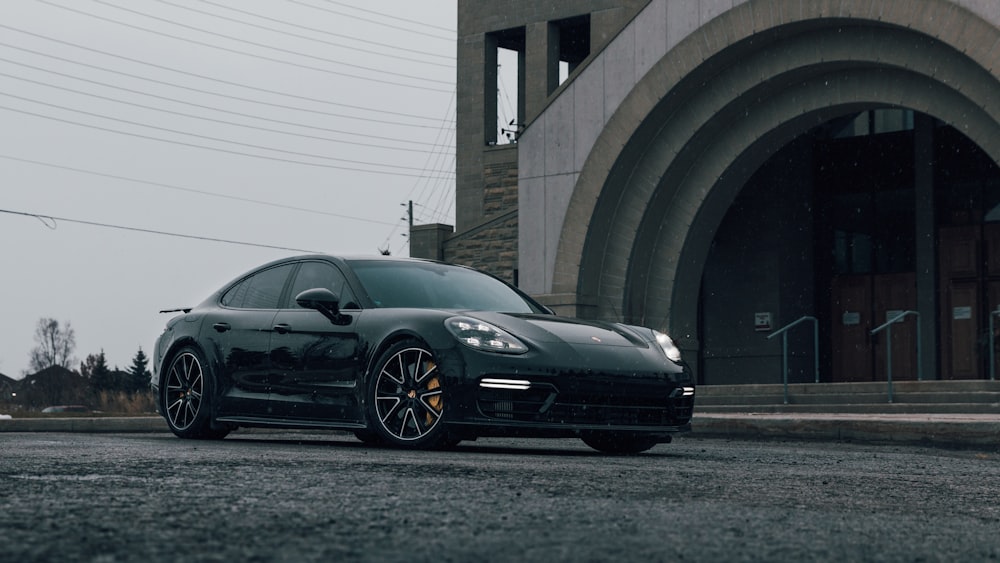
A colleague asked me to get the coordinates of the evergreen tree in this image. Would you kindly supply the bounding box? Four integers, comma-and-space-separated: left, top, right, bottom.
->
127, 347, 152, 394
84, 350, 114, 393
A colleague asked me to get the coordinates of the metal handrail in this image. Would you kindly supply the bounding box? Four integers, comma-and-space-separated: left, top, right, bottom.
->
870, 310, 922, 403
990, 309, 1000, 381
766, 316, 818, 405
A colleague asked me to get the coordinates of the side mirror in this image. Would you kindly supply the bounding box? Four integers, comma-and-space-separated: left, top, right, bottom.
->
295, 288, 349, 325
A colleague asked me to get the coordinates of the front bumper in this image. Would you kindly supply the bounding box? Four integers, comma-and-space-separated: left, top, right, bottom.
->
474, 376, 694, 428
440, 345, 695, 437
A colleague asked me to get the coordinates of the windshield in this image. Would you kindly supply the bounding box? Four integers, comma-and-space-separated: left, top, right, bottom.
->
347, 260, 544, 313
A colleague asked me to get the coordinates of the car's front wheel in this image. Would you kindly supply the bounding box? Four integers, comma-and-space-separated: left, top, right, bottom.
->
580, 431, 659, 454
162, 347, 229, 440
368, 340, 446, 448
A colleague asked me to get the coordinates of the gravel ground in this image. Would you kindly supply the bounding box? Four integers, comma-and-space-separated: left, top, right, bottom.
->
1, 431, 998, 562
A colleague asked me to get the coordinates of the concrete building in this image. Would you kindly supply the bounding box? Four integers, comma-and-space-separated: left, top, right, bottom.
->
412, 0, 1000, 387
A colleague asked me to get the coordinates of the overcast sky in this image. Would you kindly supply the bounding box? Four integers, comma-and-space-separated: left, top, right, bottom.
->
0, 0, 458, 378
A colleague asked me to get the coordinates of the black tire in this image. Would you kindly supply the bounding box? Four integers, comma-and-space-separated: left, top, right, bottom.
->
162, 347, 229, 440
352, 429, 384, 445
368, 340, 446, 449
439, 435, 463, 449
580, 431, 658, 454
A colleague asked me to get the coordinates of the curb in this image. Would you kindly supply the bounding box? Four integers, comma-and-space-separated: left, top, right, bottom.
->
0, 416, 167, 433
691, 413, 1000, 449
3, 414, 998, 450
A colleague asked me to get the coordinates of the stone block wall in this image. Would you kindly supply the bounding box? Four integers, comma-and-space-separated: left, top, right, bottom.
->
411, 146, 520, 285
444, 212, 518, 284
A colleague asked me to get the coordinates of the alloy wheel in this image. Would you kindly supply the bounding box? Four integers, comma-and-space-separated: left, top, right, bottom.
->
164, 351, 204, 431
374, 347, 443, 441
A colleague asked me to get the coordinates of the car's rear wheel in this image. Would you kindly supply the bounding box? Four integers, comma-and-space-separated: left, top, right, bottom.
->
369, 341, 446, 448
162, 347, 229, 440
580, 431, 658, 454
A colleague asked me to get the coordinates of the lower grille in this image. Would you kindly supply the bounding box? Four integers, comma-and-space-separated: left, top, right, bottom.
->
477, 383, 693, 427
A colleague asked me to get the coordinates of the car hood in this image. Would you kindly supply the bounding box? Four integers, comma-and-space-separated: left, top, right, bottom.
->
469, 312, 651, 348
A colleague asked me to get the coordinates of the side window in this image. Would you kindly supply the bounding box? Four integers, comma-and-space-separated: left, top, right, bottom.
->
288, 261, 359, 310
221, 264, 294, 309
220, 278, 249, 307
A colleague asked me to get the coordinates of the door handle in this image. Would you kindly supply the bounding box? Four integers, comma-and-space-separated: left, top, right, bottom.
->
213, 322, 231, 333
273, 323, 291, 334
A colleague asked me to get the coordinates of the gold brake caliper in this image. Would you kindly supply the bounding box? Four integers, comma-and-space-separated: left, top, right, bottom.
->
425, 361, 441, 425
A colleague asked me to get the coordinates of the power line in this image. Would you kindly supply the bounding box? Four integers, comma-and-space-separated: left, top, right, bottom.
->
0, 70, 449, 155
382, 93, 457, 248
0, 102, 455, 179
99, 0, 454, 76
199, 0, 453, 60
0, 91, 453, 174
0, 42, 453, 128
155, 0, 454, 67
408, 93, 457, 201
319, 0, 456, 34
413, 136, 457, 222
0, 154, 402, 227
0, 56, 451, 145
39, 1, 452, 92
0, 207, 319, 253
291, 0, 454, 41
428, 155, 458, 222
497, 59, 518, 144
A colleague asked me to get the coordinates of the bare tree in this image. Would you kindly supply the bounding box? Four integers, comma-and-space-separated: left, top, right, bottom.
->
28, 318, 76, 374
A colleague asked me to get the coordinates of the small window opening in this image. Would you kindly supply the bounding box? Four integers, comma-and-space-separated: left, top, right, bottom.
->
552, 15, 590, 90
830, 109, 915, 138
486, 28, 524, 146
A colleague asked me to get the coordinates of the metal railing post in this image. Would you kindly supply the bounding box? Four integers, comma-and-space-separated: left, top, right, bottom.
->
766, 316, 819, 405
781, 331, 789, 404
991, 309, 1000, 381
870, 310, 920, 403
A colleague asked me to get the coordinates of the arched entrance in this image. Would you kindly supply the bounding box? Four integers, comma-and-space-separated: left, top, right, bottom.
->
701, 113, 1000, 384
553, 3, 1000, 383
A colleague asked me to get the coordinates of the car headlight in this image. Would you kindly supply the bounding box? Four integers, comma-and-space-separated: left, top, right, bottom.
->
446, 317, 528, 354
654, 330, 682, 362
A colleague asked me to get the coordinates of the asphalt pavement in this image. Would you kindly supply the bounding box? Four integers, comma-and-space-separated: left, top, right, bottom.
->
2, 412, 997, 450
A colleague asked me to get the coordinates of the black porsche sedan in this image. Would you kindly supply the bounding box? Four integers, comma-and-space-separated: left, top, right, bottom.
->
151, 255, 694, 453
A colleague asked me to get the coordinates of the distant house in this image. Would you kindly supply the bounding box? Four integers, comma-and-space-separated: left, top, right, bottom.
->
15, 366, 91, 410
0, 372, 16, 402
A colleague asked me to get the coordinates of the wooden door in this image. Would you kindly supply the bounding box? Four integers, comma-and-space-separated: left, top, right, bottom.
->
938, 226, 982, 379
944, 281, 980, 379
831, 275, 873, 381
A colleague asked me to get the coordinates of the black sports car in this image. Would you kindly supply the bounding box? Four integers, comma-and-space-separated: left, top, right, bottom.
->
151, 255, 694, 453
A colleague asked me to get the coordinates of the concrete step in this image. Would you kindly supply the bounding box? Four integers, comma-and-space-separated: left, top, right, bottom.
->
702, 391, 1000, 406
697, 379, 1000, 397
695, 379, 1000, 414
696, 402, 1000, 415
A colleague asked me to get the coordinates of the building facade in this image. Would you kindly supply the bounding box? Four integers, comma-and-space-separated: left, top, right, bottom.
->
413, 0, 1000, 386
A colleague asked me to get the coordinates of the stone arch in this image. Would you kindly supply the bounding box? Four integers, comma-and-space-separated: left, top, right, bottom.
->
553, 0, 1000, 357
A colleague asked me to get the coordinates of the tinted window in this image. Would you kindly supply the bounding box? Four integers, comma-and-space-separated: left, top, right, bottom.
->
221, 264, 294, 309
287, 261, 359, 309
220, 278, 249, 308
347, 260, 542, 313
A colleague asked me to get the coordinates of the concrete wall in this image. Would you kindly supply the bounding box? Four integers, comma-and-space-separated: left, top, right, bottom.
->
454, 0, 647, 231
518, 0, 719, 296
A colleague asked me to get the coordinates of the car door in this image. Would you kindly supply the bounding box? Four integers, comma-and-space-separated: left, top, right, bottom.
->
267, 260, 365, 423
210, 263, 294, 418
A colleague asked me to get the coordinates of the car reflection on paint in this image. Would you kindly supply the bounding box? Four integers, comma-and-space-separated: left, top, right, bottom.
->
151, 255, 695, 454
